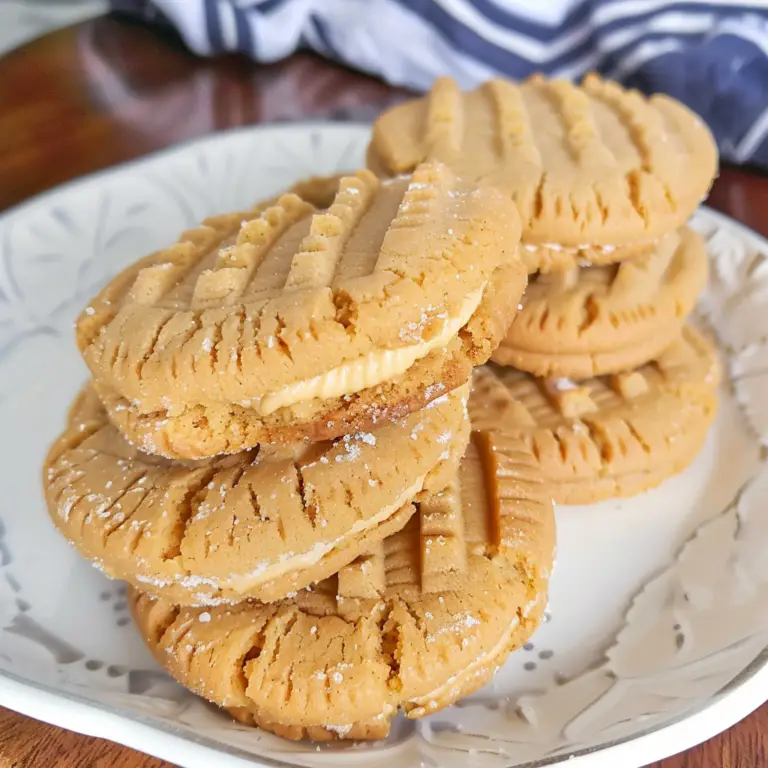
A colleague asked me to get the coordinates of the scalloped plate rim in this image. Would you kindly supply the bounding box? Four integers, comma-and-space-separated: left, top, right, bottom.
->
1, 646, 767, 768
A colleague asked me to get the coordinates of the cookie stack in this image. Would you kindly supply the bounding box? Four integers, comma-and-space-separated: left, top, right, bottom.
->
45, 73, 721, 742
369, 74, 721, 504
44, 164, 556, 738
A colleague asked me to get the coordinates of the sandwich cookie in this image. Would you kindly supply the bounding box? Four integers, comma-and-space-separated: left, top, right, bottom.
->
493, 228, 708, 378
128, 430, 555, 740
44, 384, 469, 605
367, 74, 718, 271
472, 325, 719, 504
77, 163, 524, 459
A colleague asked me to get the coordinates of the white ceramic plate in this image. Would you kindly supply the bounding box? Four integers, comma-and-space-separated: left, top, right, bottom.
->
0, 124, 767, 768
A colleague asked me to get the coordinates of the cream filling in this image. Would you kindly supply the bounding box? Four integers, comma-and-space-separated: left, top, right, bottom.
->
523, 242, 618, 254
523, 238, 660, 255
406, 592, 543, 715
252, 284, 486, 416
138, 477, 427, 597
216, 475, 427, 592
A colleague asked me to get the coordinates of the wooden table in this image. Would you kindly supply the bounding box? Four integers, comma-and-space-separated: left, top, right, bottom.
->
0, 12, 766, 768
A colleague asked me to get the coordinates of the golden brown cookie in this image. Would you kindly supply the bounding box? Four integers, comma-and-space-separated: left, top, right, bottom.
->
493, 228, 708, 378
77, 163, 524, 459
128, 430, 555, 740
472, 325, 719, 504
44, 384, 469, 605
368, 75, 718, 256
94, 263, 521, 458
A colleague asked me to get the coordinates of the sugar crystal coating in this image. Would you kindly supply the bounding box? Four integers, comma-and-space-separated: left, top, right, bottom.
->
44, 384, 470, 604
128, 431, 555, 739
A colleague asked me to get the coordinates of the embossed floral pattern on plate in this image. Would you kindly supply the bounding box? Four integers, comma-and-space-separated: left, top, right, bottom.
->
0, 125, 766, 768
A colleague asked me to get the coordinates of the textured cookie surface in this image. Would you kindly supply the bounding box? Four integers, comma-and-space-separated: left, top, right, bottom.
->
44, 385, 469, 605
245, 174, 345, 214
494, 228, 708, 378
473, 326, 719, 504
368, 75, 717, 247
129, 431, 555, 739
95, 259, 524, 459
76, 163, 523, 458
282, 174, 346, 209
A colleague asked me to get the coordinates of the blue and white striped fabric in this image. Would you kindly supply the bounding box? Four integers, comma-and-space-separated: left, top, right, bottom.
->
111, 0, 768, 167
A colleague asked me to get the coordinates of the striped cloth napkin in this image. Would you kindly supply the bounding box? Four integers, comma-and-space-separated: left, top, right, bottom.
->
111, 0, 768, 167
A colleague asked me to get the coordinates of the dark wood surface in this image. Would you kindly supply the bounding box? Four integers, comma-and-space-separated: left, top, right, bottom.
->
0, 13, 766, 768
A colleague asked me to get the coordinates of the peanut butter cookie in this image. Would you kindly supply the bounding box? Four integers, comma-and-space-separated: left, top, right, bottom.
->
77, 163, 524, 458
368, 75, 717, 265
128, 430, 555, 739
494, 228, 708, 378
44, 384, 469, 604
472, 326, 719, 504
